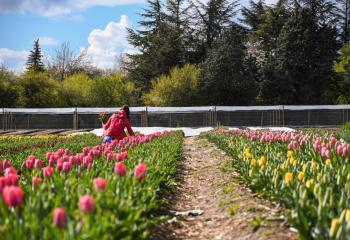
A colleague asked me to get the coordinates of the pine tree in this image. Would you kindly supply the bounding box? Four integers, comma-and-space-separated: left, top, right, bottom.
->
191, 0, 238, 61
127, 0, 190, 90
26, 39, 45, 72
336, 0, 350, 44
199, 26, 257, 105
274, 5, 338, 104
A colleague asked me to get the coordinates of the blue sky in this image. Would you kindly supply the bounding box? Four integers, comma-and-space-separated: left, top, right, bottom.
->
0, 0, 276, 72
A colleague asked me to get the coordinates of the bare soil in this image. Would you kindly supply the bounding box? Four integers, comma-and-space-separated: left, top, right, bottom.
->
152, 136, 298, 240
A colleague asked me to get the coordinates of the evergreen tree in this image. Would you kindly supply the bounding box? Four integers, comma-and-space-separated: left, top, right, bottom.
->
26, 39, 45, 72
199, 26, 257, 105
336, 0, 350, 44
191, 0, 238, 62
274, 6, 338, 104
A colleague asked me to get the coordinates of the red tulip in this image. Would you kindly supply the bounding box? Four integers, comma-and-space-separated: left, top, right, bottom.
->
79, 195, 95, 213
114, 162, 126, 176
53, 208, 67, 228
32, 176, 43, 187
2, 186, 24, 207
93, 178, 107, 192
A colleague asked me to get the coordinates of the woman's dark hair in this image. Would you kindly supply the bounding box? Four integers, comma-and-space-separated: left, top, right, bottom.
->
122, 105, 130, 119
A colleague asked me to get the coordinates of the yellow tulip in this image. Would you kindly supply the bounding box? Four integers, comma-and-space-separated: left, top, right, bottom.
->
249, 170, 253, 177
285, 172, 293, 184
258, 156, 267, 166
298, 172, 305, 181
251, 159, 257, 167
287, 150, 293, 158
346, 209, 350, 222
325, 159, 332, 166
329, 218, 340, 238
311, 160, 318, 169
306, 179, 312, 188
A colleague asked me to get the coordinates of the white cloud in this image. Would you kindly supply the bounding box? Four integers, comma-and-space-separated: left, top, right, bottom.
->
0, 0, 146, 17
0, 48, 29, 73
85, 15, 137, 69
39, 37, 59, 46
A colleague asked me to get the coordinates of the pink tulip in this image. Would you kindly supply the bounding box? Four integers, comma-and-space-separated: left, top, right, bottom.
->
325, 149, 332, 159
93, 178, 107, 192
2, 159, 12, 169
49, 158, 56, 167
0, 176, 6, 192
25, 158, 34, 169
4, 167, 17, 176
106, 152, 113, 161
2, 186, 24, 207
5, 174, 18, 186
134, 162, 147, 180
53, 208, 67, 228
79, 195, 95, 213
34, 159, 43, 169
62, 162, 71, 173
46, 152, 52, 161
114, 162, 126, 176
83, 156, 93, 168
43, 166, 54, 178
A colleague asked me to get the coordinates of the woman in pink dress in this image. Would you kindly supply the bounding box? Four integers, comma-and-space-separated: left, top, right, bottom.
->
103, 105, 134, 142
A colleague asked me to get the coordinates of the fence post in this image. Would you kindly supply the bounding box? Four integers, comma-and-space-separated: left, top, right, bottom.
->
214, 106, 217, 127
2, 108, 4, 131
282, 106, 285, 127
73, 108, 78, 130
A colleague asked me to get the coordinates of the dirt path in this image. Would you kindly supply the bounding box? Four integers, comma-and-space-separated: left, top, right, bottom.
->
153, 137, 297, 240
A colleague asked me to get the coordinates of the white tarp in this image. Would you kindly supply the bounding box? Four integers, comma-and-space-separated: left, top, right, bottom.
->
90, 126, 296, 137
90, 127, 214, 137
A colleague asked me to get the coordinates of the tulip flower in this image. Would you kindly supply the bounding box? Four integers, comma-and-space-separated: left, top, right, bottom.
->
79, 195, 95, 213
93, 178, 107, 192
43, 166, 54, 178
2, 186, 24, 207
32, 176, 43, 187
114, 162, 126, 176
134, 162, 147, 180
34, 159, 43, 169
53, 208, 67, 228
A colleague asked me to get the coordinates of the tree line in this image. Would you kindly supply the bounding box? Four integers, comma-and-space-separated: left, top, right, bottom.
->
1, 0, 350, 107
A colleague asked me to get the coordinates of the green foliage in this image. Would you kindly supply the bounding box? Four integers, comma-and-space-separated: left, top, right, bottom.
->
18, 70, 59, 107
143, 64, 199, 106
0, 67, 19, 107
199, 26, 257, 105
89, 74, 140, 107
335, 44, 350, 103
58, 72, 92, 107
342, 121, 350, 131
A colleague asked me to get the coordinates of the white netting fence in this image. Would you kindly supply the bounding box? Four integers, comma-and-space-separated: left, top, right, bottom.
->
1, 105, 349, 129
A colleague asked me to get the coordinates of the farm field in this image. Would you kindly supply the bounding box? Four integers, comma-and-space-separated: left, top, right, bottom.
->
203, 128, 350, 240
2, 127, 350, 239
0, 131, 183, 239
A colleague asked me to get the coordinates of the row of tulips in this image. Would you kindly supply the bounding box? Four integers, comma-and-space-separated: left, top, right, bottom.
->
203, 129, 350, 240
0, 131, 183, 239
0, 135, 74, 155
0, 134, 101, 169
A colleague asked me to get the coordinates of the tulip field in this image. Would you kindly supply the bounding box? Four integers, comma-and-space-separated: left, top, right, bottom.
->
203, 129, 350, 240
0, 131, 183, 239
